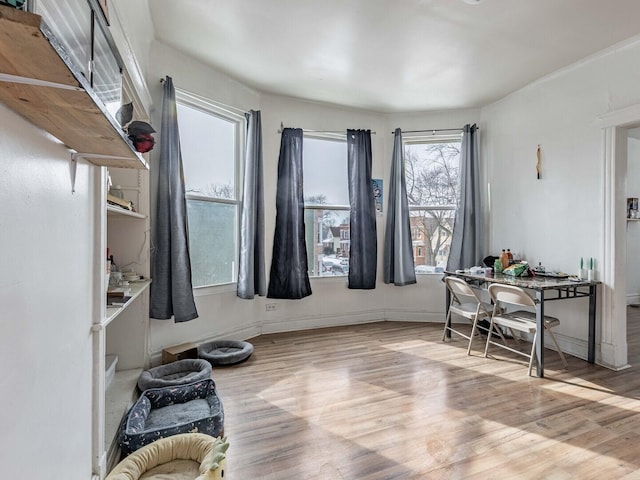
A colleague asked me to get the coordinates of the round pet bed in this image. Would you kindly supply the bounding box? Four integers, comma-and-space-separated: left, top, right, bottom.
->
137, 358, 212, 391
106, 433, 228, 480
198, 340, 254, 366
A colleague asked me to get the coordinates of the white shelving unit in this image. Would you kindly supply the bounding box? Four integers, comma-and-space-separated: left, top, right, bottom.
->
98, 165, 151, 474
100, 279, 151, 328
0, 6, 152, 478
107, 204, 146, 219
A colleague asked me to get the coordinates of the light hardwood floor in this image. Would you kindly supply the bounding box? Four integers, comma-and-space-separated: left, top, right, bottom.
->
212, 310, 640, 479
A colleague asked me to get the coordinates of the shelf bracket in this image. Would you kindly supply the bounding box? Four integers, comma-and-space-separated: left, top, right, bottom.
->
0, 72, 84, 91
70, 152, 78, 193
71, 153, 143, 193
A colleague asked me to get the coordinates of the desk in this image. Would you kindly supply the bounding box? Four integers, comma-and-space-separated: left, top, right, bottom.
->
444, 270, 599, 377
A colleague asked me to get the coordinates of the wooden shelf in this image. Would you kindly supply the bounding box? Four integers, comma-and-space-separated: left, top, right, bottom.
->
0, 6, 147, 169
107, 204, 146, 219
92, 279, 151, 329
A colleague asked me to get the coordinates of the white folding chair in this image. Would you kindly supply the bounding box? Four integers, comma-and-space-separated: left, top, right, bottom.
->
443, 276, 495, 355
484, 283, 568, 375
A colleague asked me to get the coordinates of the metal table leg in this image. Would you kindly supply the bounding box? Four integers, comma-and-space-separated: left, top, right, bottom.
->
445, 282, 452, 339
588, 284, 596, 364
535, 291, 545, 377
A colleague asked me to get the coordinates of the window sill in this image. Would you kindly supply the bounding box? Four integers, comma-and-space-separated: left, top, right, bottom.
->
193, 282, 237, 296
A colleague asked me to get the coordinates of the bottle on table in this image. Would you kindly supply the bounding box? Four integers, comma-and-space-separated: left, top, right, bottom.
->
507, 249, 514, 265
500, 249, 509, 269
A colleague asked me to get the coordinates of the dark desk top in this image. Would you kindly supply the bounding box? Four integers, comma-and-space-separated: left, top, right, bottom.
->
445, 270, 600, 291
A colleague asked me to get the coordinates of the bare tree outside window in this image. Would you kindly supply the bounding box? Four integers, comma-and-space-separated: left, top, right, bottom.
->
203, 183, 234, 199
405, 141, 460, 272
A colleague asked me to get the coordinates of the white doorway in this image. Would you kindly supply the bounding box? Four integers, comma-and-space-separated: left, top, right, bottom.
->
600, 104, 640, 370
626, 128, 640, 307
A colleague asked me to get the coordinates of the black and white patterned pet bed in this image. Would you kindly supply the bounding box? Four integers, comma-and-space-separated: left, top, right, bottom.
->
118, 378, 224, 456
137, 359, 212, 391
198, 340, 254, 366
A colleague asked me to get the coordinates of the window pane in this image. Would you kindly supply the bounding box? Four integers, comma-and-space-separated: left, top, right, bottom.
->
405, 141, 460, 273
177, 103, 236, 199
186, 200, 237, 287
405, 142, 460, 207
303, 137, 350, 277
410, 210, 454, 273
303, 137, 348, 206
304, 209, 350, 277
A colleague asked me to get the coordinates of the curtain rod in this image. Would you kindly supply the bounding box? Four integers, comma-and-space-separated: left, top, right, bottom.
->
160, 78, 251, 116
278, 122, 376, 134
390, 127, 479, 135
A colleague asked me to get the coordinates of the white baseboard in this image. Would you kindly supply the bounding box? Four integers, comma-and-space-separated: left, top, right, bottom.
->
384, 309, 445, 323
260, 309, 385, 334
148, 309, 610, 370
627, 293, 640, 305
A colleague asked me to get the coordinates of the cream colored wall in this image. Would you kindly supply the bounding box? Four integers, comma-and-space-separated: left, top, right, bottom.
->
144, 41, 481, 360
481, 37, 640, 364
0, 104, 97, 478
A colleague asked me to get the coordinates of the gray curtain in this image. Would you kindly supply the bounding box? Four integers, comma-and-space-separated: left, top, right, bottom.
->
347, 129, 376, 289
267, 128, 312, 299
237, 110, 266, 299
447, 124, 482, 271
149, 76, 198, 322
383, 128, 416, 286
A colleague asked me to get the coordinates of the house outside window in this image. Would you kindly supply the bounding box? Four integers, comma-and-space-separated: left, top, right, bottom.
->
176, 91, 244, 288
303, 136, 350, 277
405, 137, 461, 274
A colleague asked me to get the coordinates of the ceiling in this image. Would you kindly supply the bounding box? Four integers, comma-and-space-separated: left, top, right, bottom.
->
148, 0, 640, 113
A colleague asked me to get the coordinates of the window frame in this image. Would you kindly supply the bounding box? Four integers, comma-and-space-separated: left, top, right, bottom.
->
404, 134, 462, 274
175, 89, 245, 291
302, 133, 351, 278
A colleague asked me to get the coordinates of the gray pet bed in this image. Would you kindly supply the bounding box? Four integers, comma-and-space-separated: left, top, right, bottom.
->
119, 378, 224, 456
198, 340, 254, 366
137, 359, 212, 391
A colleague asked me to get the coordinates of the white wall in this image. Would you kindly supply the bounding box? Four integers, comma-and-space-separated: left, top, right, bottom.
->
627, 134, 640, 303
5, 6, 640, 477
481, 36, 640, 362
143, 41, 483, 362
0, 104, 97, 478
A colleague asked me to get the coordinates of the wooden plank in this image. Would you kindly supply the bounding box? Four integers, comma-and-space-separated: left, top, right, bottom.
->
0, 6, 146, 169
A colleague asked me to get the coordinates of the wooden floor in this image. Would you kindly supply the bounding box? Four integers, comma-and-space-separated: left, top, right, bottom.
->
212, 310, 640, 479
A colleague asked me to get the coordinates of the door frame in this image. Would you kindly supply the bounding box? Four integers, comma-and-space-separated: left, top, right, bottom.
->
599, 103, 640, 370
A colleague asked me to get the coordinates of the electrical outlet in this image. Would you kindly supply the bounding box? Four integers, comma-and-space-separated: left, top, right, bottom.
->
266, 303, 277, 311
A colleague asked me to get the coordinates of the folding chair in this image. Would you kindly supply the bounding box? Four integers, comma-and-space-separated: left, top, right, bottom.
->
443, 276, 494, 355
484, 283, 568, 376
